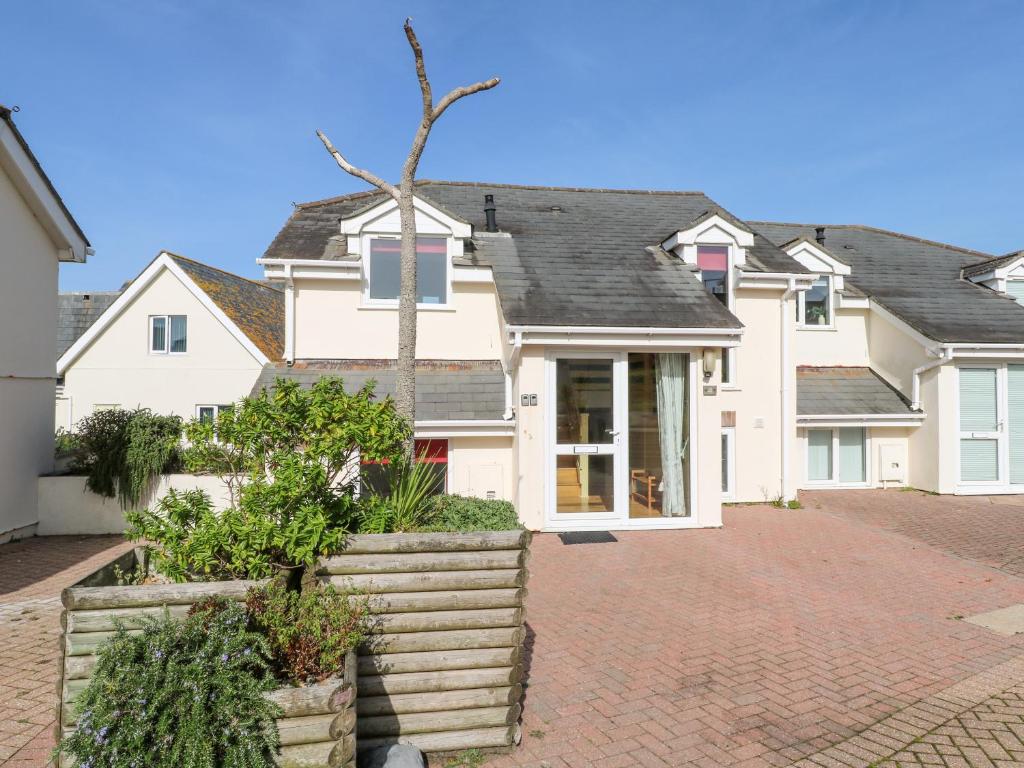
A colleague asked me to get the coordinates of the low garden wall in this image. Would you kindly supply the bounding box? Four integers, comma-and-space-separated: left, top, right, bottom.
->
56, 548, 358, 768
38, 473, 232, 535
317, 529, 531, 755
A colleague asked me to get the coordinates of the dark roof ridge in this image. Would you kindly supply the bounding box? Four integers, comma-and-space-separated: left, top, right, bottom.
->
166, 252, 283, 294
748, 220, 993, 259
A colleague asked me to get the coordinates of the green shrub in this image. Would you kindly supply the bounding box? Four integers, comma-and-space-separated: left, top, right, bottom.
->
128, 377, 409, 581
246, 581, 367, 684
421, 495, 521, 532
56, 599, 280, 768
71, 408, 183, 509
358, 455, 442, 533
54, 427, 80, 458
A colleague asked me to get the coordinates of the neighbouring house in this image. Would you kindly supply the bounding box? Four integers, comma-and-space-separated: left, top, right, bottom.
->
0, 104, 90, 542
255, 180, 1024, 530
57, 251, 283, 424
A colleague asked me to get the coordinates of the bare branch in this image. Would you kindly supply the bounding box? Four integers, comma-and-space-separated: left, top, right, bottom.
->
315, 129, 399, 199
432, 77, 501, 122
404, 19, 432, 120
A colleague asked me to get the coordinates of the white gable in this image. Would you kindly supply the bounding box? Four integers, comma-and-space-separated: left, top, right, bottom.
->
785, 239, 851, 277
662, 214, 755, 267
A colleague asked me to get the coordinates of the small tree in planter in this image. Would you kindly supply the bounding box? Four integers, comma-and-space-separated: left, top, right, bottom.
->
126, 377, 410, 581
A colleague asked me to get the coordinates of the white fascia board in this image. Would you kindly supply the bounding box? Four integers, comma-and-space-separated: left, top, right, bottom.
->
784, 240, 851, 276
663, 214, 756, 251
0, 122, 88, 262
58, 252, 269, 374
414, 420, 516, 438
837, 293, 870, 309
451, 265, 494, 284
797, 413, 925, 427
737, 272, 819, 290
338, 195, 472, 239
259, 259, 361, 282
507, 325, 743, 348
966, 256, 1024, 284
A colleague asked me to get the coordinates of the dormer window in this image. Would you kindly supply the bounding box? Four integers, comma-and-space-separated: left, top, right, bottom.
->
367, 237, 449, 305
697, 246, 729, 306
799, 276, 832, 327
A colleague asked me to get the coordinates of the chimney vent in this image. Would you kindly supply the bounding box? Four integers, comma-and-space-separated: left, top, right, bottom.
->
483, 194, 498, 233
815, 226, 826, 246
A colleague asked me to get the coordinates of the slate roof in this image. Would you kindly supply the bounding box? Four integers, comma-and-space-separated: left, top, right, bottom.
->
797, 367, 918, 416
752, 222, 1024, 344
1, 104, 89, 249
263, 181, 812, 329
961, 251, 1024, 279
253, 360, 506, 421
166, 254, 285, 361
58, 291, 121, 357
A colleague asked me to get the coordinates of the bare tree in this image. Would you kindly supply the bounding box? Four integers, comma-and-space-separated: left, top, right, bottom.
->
317, 19, 499, 444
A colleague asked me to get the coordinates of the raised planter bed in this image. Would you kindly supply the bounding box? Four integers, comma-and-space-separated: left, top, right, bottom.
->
56, 547, 358, 768
316, 529, 531, 755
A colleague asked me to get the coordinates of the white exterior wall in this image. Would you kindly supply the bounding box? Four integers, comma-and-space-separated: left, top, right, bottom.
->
292, 279, 504, 360
61, 268, 265, 422
721, 287, 789, 503
447, 436, 515, 502
795, 426, 913, 489
0, 165, 60, 539
796, 307, 870, 366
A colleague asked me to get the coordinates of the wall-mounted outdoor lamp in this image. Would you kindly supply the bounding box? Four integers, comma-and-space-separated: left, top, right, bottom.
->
702, 348, 717, 381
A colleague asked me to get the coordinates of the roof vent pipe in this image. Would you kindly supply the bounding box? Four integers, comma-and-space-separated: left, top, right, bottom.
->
484, 194, 498, 233
815, 226, 826, 246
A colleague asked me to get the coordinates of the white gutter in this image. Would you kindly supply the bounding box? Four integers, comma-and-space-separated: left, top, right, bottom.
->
506, 324, 742, 336
912, 347, 953, 410
283, 263, 295, 365
503, 330, 523, 421
257, 258, 361, 268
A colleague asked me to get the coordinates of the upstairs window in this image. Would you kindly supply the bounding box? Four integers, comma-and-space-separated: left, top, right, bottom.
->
367, 237, 448, 305
1007, 280, 1024, 304
697, 245, 729, 306
150, 315, 187, 353
797, 277, 832, 327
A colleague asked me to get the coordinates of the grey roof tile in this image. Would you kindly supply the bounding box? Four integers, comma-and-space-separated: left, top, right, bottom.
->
58, 291, 120, 357
252, 359, 506, 421
797, 366, 917, 416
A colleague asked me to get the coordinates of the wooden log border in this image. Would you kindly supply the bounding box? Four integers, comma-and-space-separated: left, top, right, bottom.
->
317, 529, 531, 754
56, 550, 358, 768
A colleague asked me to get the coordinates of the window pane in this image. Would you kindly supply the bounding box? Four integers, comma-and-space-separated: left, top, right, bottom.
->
959, 368, 998, 432
416, 238, 447, 304
1007, 281, 1024, 304
198, 407, 215, 425
369, 239, 401, 300
837, 427, 866, 483
961, 439, 998, 482
557, 359, 614, 444
627, 353, 691, 518
169, 316, 187, 353
698, 246, 729, 307
721, 432, 730, 493
1009, 365, 1024, 484
151, 316, 166, 352
804, 278, 830, 325
807, 429, 833, 481
557, 454, 615, 513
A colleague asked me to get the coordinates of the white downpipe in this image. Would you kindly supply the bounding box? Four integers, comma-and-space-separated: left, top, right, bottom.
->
503, 330, 523, 420
284, 264, 295, 365
912, 347, 953, 410
780, 278, 798, 502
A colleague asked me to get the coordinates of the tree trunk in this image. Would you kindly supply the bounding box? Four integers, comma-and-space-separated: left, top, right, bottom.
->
396, 180, 418, 443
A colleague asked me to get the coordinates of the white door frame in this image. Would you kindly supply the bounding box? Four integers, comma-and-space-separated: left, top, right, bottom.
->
955, 362, 1021, 493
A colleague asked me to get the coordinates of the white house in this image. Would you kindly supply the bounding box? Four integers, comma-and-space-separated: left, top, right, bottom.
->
0, 104, 90, 542
256, 181, 1024, 531
57, 251, 283, 424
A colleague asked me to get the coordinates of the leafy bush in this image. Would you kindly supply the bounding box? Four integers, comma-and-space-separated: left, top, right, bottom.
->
423, 495, 522, 532
54, 427, 81, 458
128, 377, 410, 581
71, 408, 183, 509
246, 581, 367, 684
358, 455, 443, 533
56, 599, 280, 768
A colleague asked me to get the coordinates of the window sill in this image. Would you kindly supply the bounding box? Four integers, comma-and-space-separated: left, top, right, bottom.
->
358, 303, 456, 312
720, 384, 741, 392
796, 325, 836, 332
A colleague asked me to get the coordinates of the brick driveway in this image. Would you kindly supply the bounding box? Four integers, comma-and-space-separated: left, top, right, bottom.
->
487, 491, 1024, 768
3, 493, 1024, 767
0, 535, 131, 767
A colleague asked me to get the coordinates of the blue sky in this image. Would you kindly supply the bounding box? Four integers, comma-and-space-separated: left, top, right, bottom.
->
5, 1, 1023, 291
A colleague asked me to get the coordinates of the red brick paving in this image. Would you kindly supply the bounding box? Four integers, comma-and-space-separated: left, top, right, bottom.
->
802, 489, 1024, 579
484, 498, 1024, 767
0, 535, 131, 767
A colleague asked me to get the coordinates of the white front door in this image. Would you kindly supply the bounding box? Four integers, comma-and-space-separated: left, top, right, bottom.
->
957, 363, 1024, 489
548, 353, 625, 525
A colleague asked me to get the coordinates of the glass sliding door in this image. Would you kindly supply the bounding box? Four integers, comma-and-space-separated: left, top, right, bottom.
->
554, 357, 618, 517
807, 429, 833, 482
837, 428, 866, 483
627, 353, 690, 518
1009, 365, 1024, 485
806, 427, 868, 485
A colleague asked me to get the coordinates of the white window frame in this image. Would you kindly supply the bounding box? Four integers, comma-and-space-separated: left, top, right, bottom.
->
721, 426, 736, 500
797, 275, 834, 330
196, 404, 232, 423
361, 234, 452, 310
803, 426, 871, 487
696, 243, 737, 385
954, 363, 1014, 490
149, 314, 187, 355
